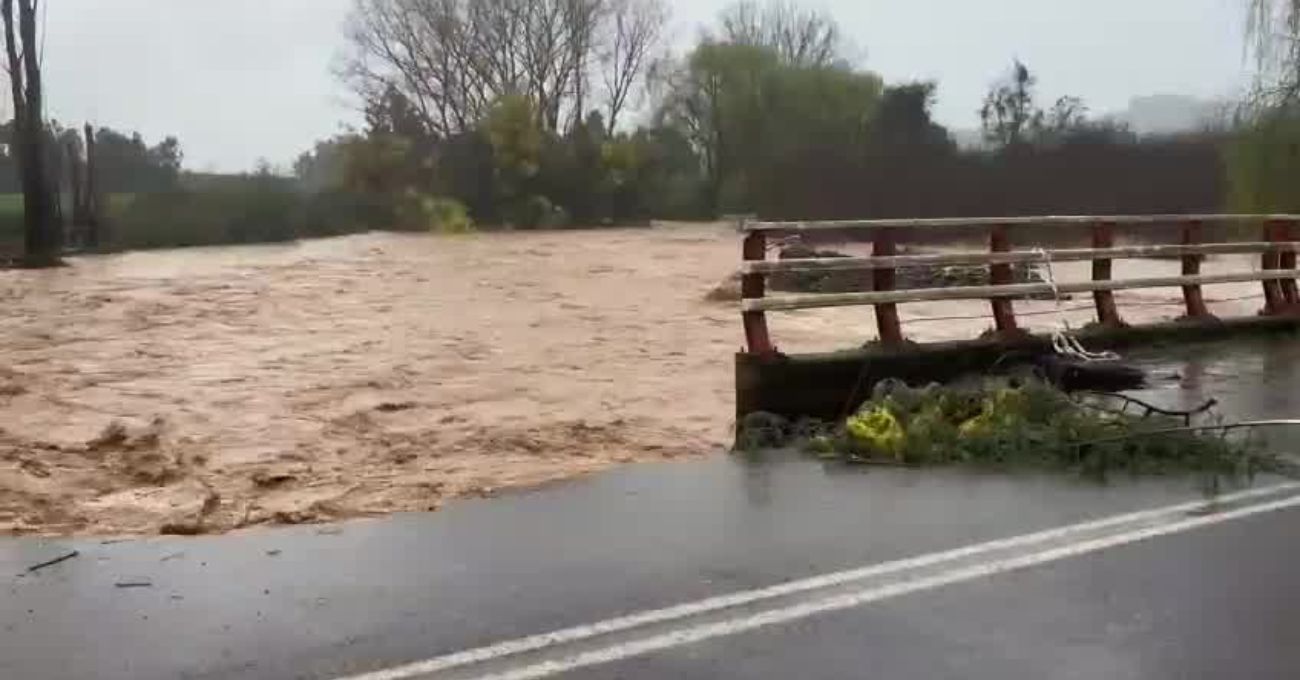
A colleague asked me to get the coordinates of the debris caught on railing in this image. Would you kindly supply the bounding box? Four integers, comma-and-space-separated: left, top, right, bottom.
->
768, 242, 1054, 297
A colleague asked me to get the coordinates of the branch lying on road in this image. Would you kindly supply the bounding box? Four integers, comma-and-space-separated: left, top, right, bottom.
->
25, 550, 79, 573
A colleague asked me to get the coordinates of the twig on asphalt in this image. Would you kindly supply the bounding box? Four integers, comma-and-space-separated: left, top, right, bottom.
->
114, 581, 153, 589
25, 550, 80, 573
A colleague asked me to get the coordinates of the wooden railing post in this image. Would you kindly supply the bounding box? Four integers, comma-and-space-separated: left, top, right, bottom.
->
741, 230, 774, 355
988, 224, 1020, 334
1091, 220, 1124, 326
872, 228, 905, 346
1179, 220, 1212, 319
1262, 220, 1287, 315
1277, 220, 1299, 306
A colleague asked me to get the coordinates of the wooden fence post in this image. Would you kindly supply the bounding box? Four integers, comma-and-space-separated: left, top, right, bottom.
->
1277, 220, 1299, 306
988, 224, 1020, 334
872, 228, 905, 346
1262, 220, 1286, 315
1179, 220, 1212, 319
1091, 220, 1123, 326
741, 229, 774, 355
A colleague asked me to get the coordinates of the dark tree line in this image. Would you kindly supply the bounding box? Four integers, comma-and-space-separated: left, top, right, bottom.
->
311, 0, 1235, 232
3, 0, 1275, 258
0, 122, 183, 195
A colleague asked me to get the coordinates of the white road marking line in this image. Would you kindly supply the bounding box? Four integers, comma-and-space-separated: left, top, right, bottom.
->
475, 491, 1300, 680
335, 482, 1300, 680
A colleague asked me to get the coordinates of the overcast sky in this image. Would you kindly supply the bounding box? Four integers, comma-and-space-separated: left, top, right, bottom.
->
42, 0, 1251, 173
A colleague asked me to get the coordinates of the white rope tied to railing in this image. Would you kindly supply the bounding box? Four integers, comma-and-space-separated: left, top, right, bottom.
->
1033, 247, 1121, 362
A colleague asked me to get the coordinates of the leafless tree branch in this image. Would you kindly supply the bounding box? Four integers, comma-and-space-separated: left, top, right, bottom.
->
342, 0, 667, 136
600, 0, 664, 130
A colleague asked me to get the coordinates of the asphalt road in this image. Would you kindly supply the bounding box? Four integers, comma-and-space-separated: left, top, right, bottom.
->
3, 451, 1298, 680
564, 498, 1300, 680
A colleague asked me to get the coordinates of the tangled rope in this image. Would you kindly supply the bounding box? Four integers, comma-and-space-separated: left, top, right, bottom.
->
1033, 247, 1120, 362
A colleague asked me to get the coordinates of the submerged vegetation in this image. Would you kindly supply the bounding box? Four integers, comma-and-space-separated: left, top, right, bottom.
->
738, 379, 1288, 486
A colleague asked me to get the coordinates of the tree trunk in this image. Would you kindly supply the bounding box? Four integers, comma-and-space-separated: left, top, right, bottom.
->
84, 124, 102, 249
66, 136, 86, 245
4, 0, 59, 266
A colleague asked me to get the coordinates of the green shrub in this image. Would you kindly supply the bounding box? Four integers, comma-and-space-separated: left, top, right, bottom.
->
110, 185, 299, 250
502, 194, 569, 229
397, 194, 474, 234
427, 197, 474, 233
113, 191, 231, 249
109, 177, 413, 250
298, 189, 393, 237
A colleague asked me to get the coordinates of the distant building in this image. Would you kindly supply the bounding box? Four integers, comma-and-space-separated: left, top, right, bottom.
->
1116, 95, 1231, 136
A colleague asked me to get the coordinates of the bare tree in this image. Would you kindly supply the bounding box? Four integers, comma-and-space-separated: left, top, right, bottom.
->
600, 0, 665, 130
344, 0, 662, 136
979, 60, 1041, 148
2, 0, 58, 265
563, 0, 605, 131
343, 0, 470, 137
718, 0, 842, 67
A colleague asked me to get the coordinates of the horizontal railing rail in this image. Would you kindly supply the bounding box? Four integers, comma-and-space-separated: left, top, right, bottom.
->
743, 214, 1300, 233
738, 214, 1300, 354
742, 243, 1300, 275
745, 270, 1300, 312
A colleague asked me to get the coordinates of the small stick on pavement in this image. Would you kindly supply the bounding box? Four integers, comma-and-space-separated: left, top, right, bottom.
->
25, 550, 80, 574
114, 581, 153, 589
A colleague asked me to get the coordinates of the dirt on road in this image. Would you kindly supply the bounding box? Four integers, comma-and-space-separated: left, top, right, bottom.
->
0, 224, 1270, 535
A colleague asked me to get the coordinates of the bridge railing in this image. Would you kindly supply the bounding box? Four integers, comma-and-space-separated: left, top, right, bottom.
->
738, 214, 1300, 355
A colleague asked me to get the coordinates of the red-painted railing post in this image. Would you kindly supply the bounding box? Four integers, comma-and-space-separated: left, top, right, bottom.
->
1091, 220, 1124, 327
872, 229, 905, 346
1179, 220, 1212, 319
988, 224, 1020, 334
1262, 220, 1286, 315
741, 231, 774, 355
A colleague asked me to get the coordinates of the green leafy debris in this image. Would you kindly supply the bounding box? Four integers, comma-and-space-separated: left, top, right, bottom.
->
737, 379, 1289, 485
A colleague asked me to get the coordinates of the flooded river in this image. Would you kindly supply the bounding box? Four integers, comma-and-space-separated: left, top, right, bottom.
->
0, 225, 1286, 535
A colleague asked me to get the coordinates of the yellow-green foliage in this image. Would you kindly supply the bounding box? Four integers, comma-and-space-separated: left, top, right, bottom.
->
484, 95, 542, 184
428, 197, 474, 234
846, 406, 905, 459
400, 193, 474, 234
736, 379, 1274, 481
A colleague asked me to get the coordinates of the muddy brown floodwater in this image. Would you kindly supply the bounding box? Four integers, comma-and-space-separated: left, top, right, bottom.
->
0, 224, 1273, 536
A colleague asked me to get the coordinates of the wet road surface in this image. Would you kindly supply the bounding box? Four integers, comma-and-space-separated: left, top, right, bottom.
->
3, 336, 1300, 679
566, 503, 1300, 680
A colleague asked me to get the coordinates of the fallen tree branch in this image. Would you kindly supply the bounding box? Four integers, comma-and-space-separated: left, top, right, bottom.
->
25, 549, 79, 573
1079, 393, 1219, 425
